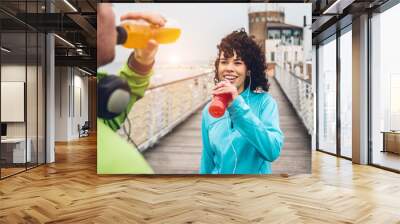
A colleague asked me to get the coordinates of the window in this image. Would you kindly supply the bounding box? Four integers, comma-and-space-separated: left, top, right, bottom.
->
293, 29, 301, 37
340, 28, 352, 158
271, 52, 275, 62
267, 29, 281, 39
282, 29, 292, 44
317, 36, 337, 155
370, 3, 400, 171
293, 30, 302, 45
0, 1, 46, 179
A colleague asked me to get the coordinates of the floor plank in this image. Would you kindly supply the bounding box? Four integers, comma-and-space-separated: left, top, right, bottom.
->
0, 130, 400, 222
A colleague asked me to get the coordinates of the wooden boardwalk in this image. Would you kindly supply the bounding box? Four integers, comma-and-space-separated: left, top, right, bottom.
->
1, 134, 400, 223
143, 78, 311, 174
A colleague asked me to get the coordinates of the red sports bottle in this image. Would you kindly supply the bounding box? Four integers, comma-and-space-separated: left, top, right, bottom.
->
208, 93, 232, 118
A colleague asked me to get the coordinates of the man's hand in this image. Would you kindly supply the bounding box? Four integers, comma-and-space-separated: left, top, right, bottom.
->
120, 11, 166, 27
133, 39, 158, 66
212, 80, 239, 107
120, 12, 166, 66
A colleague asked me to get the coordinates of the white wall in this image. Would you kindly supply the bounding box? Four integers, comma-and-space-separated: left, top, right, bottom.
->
1, 64, 46, 164
55, 66, 70, 141
1, 65, 37, 138
71, 72, 89, 138
1, 65, 26, 139
55, 67, 89, 141
75, 70, 89, 138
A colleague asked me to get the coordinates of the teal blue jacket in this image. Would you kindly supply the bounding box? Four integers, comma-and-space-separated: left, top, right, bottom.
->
200, 88, 284, 174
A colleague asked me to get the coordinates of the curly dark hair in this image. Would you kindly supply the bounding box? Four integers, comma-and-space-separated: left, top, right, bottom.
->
214, 28, 269, 92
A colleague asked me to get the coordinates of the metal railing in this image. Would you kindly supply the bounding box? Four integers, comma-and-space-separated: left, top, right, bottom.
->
118, 70, 214, 152
274, 65, 314, 135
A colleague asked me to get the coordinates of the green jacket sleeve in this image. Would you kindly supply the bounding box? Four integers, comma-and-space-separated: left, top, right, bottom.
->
98, 62, 153, 131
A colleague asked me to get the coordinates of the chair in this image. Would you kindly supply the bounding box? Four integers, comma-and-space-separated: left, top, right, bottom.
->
79, 121, 90, 138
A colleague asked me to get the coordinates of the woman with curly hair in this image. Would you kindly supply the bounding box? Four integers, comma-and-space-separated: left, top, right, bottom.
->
199, 29, 284, 174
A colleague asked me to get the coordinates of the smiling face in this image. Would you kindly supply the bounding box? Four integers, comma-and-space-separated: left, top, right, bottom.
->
217, 51, 248, 94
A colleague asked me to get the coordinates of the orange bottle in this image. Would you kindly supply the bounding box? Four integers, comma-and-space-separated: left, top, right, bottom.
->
116, 20, 181, 49
208, 93, 232, 118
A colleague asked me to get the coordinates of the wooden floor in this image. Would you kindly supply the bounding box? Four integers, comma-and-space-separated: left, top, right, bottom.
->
1, 163, 46, 178
373, 151, 400, 171
1, 167, 26, 178
0, 135, 400, 223
143, 78, 311, 174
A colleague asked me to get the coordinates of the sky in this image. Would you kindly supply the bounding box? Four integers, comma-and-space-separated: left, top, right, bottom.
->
100, 3, 311, 73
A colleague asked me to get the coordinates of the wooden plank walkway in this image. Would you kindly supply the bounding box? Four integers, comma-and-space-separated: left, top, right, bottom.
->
1, 134, 400, 223
143, 78, 311, 174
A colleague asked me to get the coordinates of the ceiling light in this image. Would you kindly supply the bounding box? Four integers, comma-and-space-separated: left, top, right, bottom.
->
54, 34, 75, 48
63, 0, 78, 12
78, 67, 92, 76
1, 47, 11, 53
323, 0, 355, 15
